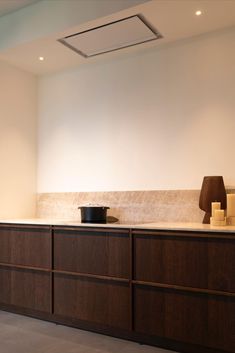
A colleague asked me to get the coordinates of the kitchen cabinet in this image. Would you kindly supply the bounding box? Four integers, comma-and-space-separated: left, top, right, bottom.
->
134, 231, 235, 292
54, 274, 130, 329
134, 285, 207, 344
53, 227, 131, 330
0, 266, 51, 312
0, 225, 51, 268
133, 230, 235, 352
0, 223, 234, 353
0, 224, 51, 314
54, 227, 130, 278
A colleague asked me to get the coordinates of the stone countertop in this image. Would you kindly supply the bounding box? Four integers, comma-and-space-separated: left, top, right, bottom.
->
0, 219, 235, 233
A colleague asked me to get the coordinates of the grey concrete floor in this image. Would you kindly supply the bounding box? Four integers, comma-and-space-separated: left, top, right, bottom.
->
0, 311, 177, 353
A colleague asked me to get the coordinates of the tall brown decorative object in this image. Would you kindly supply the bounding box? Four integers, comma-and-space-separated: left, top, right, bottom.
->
199, 176, 226, 224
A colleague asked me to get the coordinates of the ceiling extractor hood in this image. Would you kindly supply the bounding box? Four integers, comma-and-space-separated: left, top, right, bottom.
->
58, 15, 162, 58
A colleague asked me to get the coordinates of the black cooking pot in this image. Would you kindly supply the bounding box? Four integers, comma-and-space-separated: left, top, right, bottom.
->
78, 206, 110, 223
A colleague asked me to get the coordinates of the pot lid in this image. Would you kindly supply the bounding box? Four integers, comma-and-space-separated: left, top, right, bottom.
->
78, 203, 109, 209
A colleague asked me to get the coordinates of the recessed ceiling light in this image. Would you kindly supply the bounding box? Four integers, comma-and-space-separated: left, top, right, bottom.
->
195, 10, 202, 16
38, 56, 44, 61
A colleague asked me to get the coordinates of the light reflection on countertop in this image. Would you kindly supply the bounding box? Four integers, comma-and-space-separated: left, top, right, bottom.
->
0, 219, 235, 233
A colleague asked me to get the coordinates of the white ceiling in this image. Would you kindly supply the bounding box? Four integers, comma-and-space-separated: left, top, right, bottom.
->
0, 0, 235, 75
0, 0, 39, 17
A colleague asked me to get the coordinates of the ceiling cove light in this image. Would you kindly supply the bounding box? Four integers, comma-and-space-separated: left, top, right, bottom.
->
38, 56, 44, 61
195, 10, 202, 16
58, 15, 162, 58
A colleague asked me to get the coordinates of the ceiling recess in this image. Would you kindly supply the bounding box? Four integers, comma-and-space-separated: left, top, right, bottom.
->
58, 15, 162, 58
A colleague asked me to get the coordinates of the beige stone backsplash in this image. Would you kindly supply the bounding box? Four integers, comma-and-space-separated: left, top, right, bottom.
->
37, 190, 206, 223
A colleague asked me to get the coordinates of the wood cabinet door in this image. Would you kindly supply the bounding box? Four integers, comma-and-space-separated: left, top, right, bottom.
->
134, 232, 235, 292
207, 295, 235, 352
54, 228, 130, 278
134, 233, 208, 288
134, 285, 235, 352
208, 238, 235, 292
134, 285, 165, 337
54, 274, 130, 330
0, 226, 51, 268
0, 266, 51, 313
134, 285, 207, 346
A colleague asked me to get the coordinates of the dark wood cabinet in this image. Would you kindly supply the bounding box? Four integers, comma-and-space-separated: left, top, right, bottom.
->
134, 285, 235, 352
54, 227, 130, 278
53, 227, 131, 331
134, 285, 165, 337
0, 225, 51, 268
54, 273, 130, 330
0, 224, 52, 315
133, 230, 235, 353
134, 234, 208, 288
134, 231, 235, 292
0, 224, 234, 353
208, 240, 235, 292
207, 295, 235, 352
0, 266, 51, 313
134, 285, 208, 346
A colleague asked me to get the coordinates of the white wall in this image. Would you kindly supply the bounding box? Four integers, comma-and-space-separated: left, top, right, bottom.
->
38, 27, 235, 192
0, 60, 37, 217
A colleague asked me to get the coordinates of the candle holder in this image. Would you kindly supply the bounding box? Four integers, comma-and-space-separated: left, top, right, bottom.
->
199, 176, 226, 224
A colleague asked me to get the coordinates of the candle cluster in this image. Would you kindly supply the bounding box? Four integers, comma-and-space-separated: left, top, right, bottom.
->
210, 194, 235, 226
210, 202, 226, 226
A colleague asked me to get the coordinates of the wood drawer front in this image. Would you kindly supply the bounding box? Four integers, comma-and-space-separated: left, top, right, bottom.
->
134, 234, 235, 292
54, 274, 130, 330
207, 296, 235, 352
0, 266, 51, 313
54, 229, 130, 278
134, 286, 206, 345
134, 285, 235, 352
208, 240, 235, 292
0, 227, 51, 268
134, 235, 207, 288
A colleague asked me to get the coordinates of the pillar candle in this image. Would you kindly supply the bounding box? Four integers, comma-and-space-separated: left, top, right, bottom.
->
211, 202, 221, 217
227, 194, 235, 217
214, 209, 225, 221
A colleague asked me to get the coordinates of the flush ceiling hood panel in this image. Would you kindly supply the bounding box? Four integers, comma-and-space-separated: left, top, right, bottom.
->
58, 15, 162, 58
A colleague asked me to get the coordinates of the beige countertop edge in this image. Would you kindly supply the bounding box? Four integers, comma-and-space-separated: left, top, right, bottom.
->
0, 219, 235, 233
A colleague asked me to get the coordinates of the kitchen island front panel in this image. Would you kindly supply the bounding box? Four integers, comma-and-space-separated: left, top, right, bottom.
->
0, 222, 234, 353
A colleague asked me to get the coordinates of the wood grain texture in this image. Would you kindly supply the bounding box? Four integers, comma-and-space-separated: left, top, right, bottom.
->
135, 286, 207, 340
0, 226, 51, 268
134, 232, 235, 292
54, 229, 130, 278
54, 274, 130, 330
164, 289, 207, 346
207, 296, 235, 352
134, 234, 207, 288
0, 266, 51, 313
134, 284, 165, 337
208, 239, 235, 292
0, 223, 234, 353
134, 285, 235, 352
